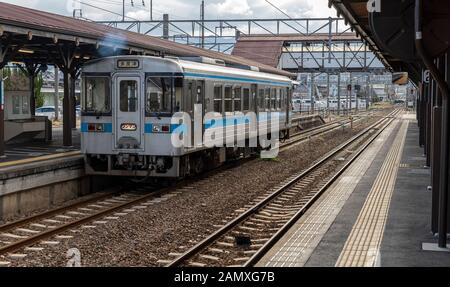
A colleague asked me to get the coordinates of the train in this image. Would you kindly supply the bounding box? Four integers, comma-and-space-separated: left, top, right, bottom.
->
80, 55, 297, 178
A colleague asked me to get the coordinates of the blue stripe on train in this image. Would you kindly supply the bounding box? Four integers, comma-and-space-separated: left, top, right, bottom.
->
81, 114, 287, 134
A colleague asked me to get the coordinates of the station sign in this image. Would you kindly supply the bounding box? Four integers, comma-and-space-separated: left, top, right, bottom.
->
117, 59, 140, 69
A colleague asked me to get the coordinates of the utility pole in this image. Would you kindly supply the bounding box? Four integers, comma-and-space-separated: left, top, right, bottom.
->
123, 0, 125, 22
150, 0, 153, 21
200, 0, 205, 49
163, 14, 169, 40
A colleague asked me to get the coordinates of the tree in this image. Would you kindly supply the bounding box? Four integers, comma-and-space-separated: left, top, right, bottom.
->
34, 74, 44, 108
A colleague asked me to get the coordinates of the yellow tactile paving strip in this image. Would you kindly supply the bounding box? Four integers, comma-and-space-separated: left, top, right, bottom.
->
257, 117, 400, 267
0, 151, 81, 169
335, 120, 409, 267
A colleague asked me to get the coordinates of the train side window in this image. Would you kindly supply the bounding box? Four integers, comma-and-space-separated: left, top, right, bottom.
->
258, 89, 265, 110
224, 86, 232, 112
234, 87, 242, 112
120, 80, 138, 112
265, 88, 271, 111
277, 89, 282, 110
243, 88, 250, 111
280, 89, 286, 109
214, 85, 223, 113
84, 77, 111, 113
271, 88, 277, 111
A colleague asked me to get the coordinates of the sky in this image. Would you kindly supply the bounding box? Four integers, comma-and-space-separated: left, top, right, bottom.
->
0, 0, 337, 21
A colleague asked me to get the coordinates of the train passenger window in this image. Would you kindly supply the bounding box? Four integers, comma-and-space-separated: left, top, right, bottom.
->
271, 88, 277, 110
224, 86, 232, 112
265, 88, 271, 111
84, 77, 110, 113
243, 88, 250, 111
258, 89, 265, 110
277, 89, 282, 110
234, 87, 242, 112
280, 89, 286, 109
214, 86, 223, 113
120, 80, 138, 112
146, 77, 172, 114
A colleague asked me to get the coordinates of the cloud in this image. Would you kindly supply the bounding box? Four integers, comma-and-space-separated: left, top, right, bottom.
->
208, 0, 253, 17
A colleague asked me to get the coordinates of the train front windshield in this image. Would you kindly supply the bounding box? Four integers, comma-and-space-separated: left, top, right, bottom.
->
83, 77, 111, 114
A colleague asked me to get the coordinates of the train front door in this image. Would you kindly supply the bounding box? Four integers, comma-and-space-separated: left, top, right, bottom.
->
114, 76, 143, 150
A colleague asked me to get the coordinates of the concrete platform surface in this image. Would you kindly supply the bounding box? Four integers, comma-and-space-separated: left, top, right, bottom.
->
0, 128, 80, 168
258, 112, 450, 267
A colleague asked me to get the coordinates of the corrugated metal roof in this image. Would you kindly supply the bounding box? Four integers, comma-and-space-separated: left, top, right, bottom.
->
232, 41, 284, 68
231, 33, 359, 68
0, 2, 294, 78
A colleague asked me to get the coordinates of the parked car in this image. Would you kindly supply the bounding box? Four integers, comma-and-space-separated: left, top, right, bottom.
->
35, 106, 57, 120
76, 105, 81, 118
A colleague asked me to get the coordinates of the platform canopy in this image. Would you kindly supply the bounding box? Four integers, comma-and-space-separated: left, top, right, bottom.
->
0, 2, 294, 77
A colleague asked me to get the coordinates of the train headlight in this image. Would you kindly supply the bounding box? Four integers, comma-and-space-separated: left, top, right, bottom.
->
152, 125, 161, 133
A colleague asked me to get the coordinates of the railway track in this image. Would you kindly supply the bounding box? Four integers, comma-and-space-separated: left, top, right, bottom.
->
0, 110, 391, 261
284, 114, 369, 150
166, 109, 400, 267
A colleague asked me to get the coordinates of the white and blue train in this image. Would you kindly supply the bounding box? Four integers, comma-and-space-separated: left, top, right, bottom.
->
81, 55, 296, 178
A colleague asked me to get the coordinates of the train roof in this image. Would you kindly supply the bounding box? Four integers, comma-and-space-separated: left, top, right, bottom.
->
83, 56, 294, 86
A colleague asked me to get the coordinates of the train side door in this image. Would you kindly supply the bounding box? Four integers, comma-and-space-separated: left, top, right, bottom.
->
114, 76, 143, 150
191, 80, 205, 147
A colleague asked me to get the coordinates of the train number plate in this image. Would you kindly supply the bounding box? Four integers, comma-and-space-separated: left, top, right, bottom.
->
121, 123, 137, 131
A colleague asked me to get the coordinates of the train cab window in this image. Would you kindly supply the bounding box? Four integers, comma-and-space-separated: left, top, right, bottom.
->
214, 86, 223, 113
83, 77, 111, 114
120, 80, 138, 112
224, 86, 232, 113
265, 88, 271, 111
234, 87, 242, 112
243, 88, 250, 111
146, 77, 172, 114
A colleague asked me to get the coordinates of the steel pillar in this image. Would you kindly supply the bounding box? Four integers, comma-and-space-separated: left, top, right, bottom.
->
310, 73, 315, 113
425, 81, 432, 167
54, 66, 59, 121
432, 106, 442, 234
69, 70, 80, 130
337, 73, 341, 115
0, 67, 4, 158
63, 70, 72, 147
437, 53, 450, 248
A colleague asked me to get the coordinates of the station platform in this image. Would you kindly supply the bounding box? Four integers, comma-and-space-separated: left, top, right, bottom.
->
258, 112, 450, 267
0, 128, 81, 169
